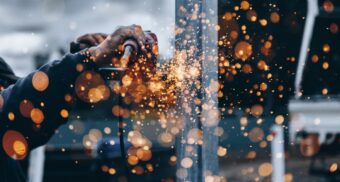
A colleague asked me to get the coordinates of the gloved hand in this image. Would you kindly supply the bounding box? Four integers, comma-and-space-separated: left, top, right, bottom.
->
70, 33, 107, 53
72, 25, 158, 67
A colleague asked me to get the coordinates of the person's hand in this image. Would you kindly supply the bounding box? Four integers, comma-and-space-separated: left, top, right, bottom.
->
70, 33, 108, 53
87, 25, 157, 66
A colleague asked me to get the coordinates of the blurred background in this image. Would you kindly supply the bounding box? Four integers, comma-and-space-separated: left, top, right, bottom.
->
1, 0, 340, 181
0, 0, 175, 76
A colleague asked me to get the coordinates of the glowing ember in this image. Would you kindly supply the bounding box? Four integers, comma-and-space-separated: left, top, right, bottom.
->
234, 41, 253, 61
217, 146, 227, 157
30, 108, 45, 124
60, 109, 69, 118
8, 112, 15, 121
2, 130, 28, 160
258, 163, 272, 177
181, 157, 193, 168
32, 71, 49, 92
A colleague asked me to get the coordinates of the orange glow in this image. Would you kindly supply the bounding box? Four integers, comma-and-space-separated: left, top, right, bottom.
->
176, 168, 188, 179
122, 75, 133, 87
250, 104, 263, 117
275, 115, 285, 125
181, 157, 193, 168
260, 83, 267, 91
311, 54, 319, 63
330, 23, 338, 34
234, 41, 253, 61
32, 71, 49, 92
322, 88, 328, 95
136, 148, 152, 161
101, 165, 109, 172
13, 140, 27, 156
88, 88, 103, 103
8, 112, 15, 121
249, 127, 264, 142
64, 94, 72, 103
246, 151, 257, 159
75, 71, 108, 103
240, 1, 250, 10
270, 12, 280, 23
277, 85, 284, 92
158, 132, 174, 147
108, 168, 116, 175
246, 10, 257, 22
242, 64, 252, 74
323, 44, 331, 53
2, 130, 28, 160
76, 63, 84, 72
285, 173, 294, 182
127, 155, 139, 165
264, 41, 272, 49
60, 109, 69, 118
323, 62, 329, 70
146, 163, 154, 172
330, 163, 338, 173
223, 12, 233, 21
133, 166, 144, 175
257, 60, 268, 70
259, 19, 268, 26
19, 99, 34, 118
85, 72, 93, 80
217, 146, 227, 157
258, 163, 272, 177
112, 105, 122, 117
323, 0, 334, 13
0, 95, 4, 109
30, 108, 45, 124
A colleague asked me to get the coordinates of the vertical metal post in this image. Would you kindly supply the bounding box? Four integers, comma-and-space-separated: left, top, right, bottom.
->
28, 146, 45, 182
175, 0, 202, 179
271, 125, 285, 182
294, 0, 319, 98
175, 0, 219, 181
200, 0, 219, 178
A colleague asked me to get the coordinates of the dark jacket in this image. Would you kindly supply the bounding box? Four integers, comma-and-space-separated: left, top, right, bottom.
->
0, 53, 93, 182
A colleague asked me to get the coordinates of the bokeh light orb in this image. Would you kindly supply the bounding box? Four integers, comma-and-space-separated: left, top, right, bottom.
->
127, 155, 139, 166
60, 109, 69, 118
234, 41, 253, 61
258, 162, 272, 177
330, 23, 338, 34
248, 127, 264, 142
30, 108, 45, 124
75, 71, 109, 103
2, 130, 28, 160
250, 104, 263, 117
270, 12, 280, 23
323, 0, 334, 13
19, 100, 34, 118
181, 157, 193, 168
32, 71, 49, 92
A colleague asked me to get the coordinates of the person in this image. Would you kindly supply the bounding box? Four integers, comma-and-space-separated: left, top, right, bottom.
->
0, 25, 155, 182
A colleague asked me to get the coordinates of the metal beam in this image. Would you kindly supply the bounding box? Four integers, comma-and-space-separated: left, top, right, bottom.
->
175, 0, 219, 181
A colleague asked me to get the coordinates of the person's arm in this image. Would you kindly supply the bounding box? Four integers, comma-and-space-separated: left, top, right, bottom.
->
0, 52, 94, 159
0, 25, 155, 160
0, 57, 19, 86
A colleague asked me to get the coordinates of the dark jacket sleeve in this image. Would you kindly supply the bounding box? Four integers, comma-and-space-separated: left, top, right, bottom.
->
0, 52, 94, 159
0, 57, 19, 85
